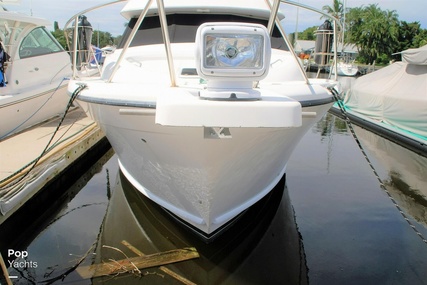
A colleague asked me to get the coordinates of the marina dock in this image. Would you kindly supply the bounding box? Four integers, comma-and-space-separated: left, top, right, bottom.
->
0, 108, 109, 225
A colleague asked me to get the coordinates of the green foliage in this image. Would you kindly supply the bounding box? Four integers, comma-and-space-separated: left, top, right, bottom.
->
54, 21, 60, 32
413, 29, 427, 47
322, 0, 344, 20
51, 28, 68, 50
322, 0, 344, 43
49, 1, 427, 65
91, 30, 116, 47
320, 0, 427, 64
50, 27, 122, 50
300, 26, 317, 41
397, 21, 422, 51
289, 26, 318, 43
376, 53, 391, 65
347, 4, 399, 64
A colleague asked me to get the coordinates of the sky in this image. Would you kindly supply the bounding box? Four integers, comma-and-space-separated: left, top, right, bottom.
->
3, 0, 427, 37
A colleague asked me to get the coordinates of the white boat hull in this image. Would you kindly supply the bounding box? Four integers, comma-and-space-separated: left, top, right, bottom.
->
0, 16, 72, 140
64, 0, 338, 239
74, 86, 332, 236
0, 83, 70, 139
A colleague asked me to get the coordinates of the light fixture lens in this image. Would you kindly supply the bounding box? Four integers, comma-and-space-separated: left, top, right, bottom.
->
205, 34, 264, 69
195, 23, 271, 81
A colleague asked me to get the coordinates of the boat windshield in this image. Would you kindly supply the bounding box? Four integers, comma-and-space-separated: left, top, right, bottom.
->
118, 14, 289, 51
19, 27, 64, 59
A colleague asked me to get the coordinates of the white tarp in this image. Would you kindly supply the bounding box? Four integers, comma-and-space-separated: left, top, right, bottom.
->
401, 44, 427, 65
344, 46, 427, 138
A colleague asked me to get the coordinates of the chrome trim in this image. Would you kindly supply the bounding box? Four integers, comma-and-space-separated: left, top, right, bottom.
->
64, 0, 128, 79
281, 0, 343, 81
156, 0, 177, 87
266, 0, 280, 36
264, 0, 308, 84
65, 0, 343, 85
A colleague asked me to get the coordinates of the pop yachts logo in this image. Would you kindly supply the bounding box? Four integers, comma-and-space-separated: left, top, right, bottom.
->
7, 249, 38, 268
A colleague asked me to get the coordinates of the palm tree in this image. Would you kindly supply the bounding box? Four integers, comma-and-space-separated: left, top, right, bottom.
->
322, 0, 345, 43
322, 0, 344, 20
357, 4, 399, 63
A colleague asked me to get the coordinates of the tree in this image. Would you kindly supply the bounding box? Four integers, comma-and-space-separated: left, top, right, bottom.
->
51, 28, 68, 49
322, 0, 344, 43
289, 26, 317, 43
300, 26, 318, 41
91, 30, 116, 47
396, 21, 427, 53
50, 26, 122, 51
346, 4, 399, 64
322, 0, 344, 21
413, 29, 427, 48
54, 21, 60, 32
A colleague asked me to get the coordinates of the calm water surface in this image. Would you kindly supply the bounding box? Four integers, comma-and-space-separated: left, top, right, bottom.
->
1, 77, 427, 284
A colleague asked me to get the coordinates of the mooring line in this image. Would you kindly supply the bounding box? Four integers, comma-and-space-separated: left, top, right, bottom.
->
0, 84, 87, 191
329, 87, 427, 245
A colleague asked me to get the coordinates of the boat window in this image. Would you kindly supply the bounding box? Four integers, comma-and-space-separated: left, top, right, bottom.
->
19, 27, 64, 59
119, 14, 288, 51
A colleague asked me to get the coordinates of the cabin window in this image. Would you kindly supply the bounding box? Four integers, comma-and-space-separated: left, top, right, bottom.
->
118, 14, 288, 51
19, 27, 64, 59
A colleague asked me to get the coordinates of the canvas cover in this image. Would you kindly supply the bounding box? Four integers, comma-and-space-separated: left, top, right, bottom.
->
401, 44, 427, 65
344, 45, 427, 138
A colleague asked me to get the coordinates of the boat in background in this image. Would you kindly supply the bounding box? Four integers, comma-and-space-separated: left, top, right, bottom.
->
333, 44, 427, 156
331, 0, 358, 77
0, 4, 72, 140
66, 0, 337, 240
331, 59, 359, 77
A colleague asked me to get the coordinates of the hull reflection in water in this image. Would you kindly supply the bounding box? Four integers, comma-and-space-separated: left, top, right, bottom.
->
92, 171, 308, 284
354, 125, 427, 226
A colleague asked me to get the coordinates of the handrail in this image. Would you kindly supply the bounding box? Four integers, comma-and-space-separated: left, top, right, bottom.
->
332, 20, 338, 80
65, 0, 343, 84
266, 0, 281, 36
264, 0, 309, 84
156, 0, 177, 87
281, 0, 343, 31
63, 0, 127, 80
281, 0, 342, 81
107, 0, 153, 83
71, 15, 79, 79
64, 0, 127, 33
